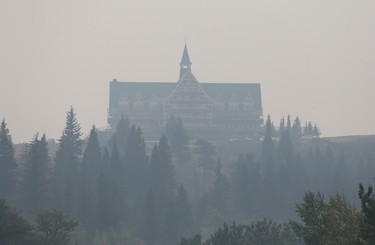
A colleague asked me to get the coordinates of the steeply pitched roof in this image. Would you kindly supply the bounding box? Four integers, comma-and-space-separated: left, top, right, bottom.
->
109, 80, 262, 112
180, 44, 192, 66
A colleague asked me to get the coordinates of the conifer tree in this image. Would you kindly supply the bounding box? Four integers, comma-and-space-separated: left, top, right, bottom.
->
96, 140, 126, 229
194, 139, 216, 174
291, 116, 302, 139
0, 119, 16, 200
303, 122, 308, 136
21, 134, 50, 215
124, 126, 149, 203
52, 107, 84, 215
279, 117, 285, 137
232, 155, 252, 216
210, 160, 229, 214
262, 115, 275, 176
79, 126, 102, 229
110, 116, 130, 156
176, 184, 193, 237
313, 124, 320, 137
277, 128, 293, 164
150, 135, 176, 209
286, 115, 292, 131
142, 190, 159, 245
166, 116, 190, 164
307, 122, 314, 135
358, 180, 375, 243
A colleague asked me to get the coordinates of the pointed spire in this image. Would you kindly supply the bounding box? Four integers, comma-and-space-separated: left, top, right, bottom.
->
180, 44, 192, 66
179, 44, 192, 80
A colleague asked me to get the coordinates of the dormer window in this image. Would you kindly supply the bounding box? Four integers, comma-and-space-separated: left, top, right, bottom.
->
229, 94, 240, 111
118, 93, 130, 110
133, 93, 144, 111
243, 94, 255, 111
148, 93, 159, 111
215, 94, 225, 110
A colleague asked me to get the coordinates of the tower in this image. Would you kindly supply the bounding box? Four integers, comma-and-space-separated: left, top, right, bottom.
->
179, 44, 192, 80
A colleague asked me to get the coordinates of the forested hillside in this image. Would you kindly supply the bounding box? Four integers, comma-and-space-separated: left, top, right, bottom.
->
1, 109, 375, 244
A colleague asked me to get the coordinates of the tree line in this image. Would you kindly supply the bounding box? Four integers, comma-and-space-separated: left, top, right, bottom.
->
0, 109, 374, 244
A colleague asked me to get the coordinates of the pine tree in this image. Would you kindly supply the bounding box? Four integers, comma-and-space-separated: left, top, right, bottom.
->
166, 116, 190, 164
307, 122, 314, 136
262, 115, 275, 176
21, 134, 50, 215
194, 139, 216, 174
277, 128, 293, 164
313, 124, 320, 137
232, 155, 252, 216
210, 160, 229, 214
150, 135, 176, 207
142, 190, 159, 245
359, 180, 375, 243
176, 184, 193, 237
109, 116, 130, 156
78, 126, 102, 229
0, 119, 16, 200
96, 140, 126, 229
291, 116, 302, 139
52, 107, 84, 215
279, 117, 285, 137
124, 126, 149, 204
286, 115, 292, 131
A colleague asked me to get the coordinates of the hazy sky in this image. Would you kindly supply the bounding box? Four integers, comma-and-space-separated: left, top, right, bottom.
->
1, 0, 374, 143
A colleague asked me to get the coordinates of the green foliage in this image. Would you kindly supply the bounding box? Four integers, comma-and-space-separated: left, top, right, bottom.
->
21, 133, 50, 215
180, 234, 202, 245
291, 116, 302, 139
262, 115, 274, 163
359, 180, 375, 244
79, 126, 102, 229
182, 221, 301, 245
0, 199, 37, 245
291, 191, 361, 245
111, 116, 130, 154
52, 107, 84, 215
166, 115, 191, 163
209, 160, 229, 213
124, 126, 149, 204
36, 209, 79, 245
0, 119, 16, 200
90, 226, 146, 245
194, 139, 216, 173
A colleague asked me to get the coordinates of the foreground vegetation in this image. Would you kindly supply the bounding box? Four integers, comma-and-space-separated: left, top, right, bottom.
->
0, 108, 374, 244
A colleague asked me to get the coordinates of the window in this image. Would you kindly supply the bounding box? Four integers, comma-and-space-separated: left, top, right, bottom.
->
133, 93, 144, 111
118, 93, 130, 110
229, 94, 240, 111
243, 94, 254, 111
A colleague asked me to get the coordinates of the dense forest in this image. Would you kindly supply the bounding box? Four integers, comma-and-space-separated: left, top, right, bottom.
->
0, 108, 375, 244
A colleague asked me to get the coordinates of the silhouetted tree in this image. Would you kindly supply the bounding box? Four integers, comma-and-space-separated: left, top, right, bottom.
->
110, 116, 130, 156
124, 126, 149, 205
142, 190, 159, 245
21, 134, 50, 215
210, 160, 229, 214
291, 116, 302, 139
78, 126, 102, 229
176, 184, 193, 237
52, 107, 84, 216
0, 119, 16, 200
359, 180, 375, 244
0, 199, 37, 245
150, 135, 176, 211
279, 116, 285, 137
194, 139, 216, 174
166, 116, 191, 164
36, 209, 79, 245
